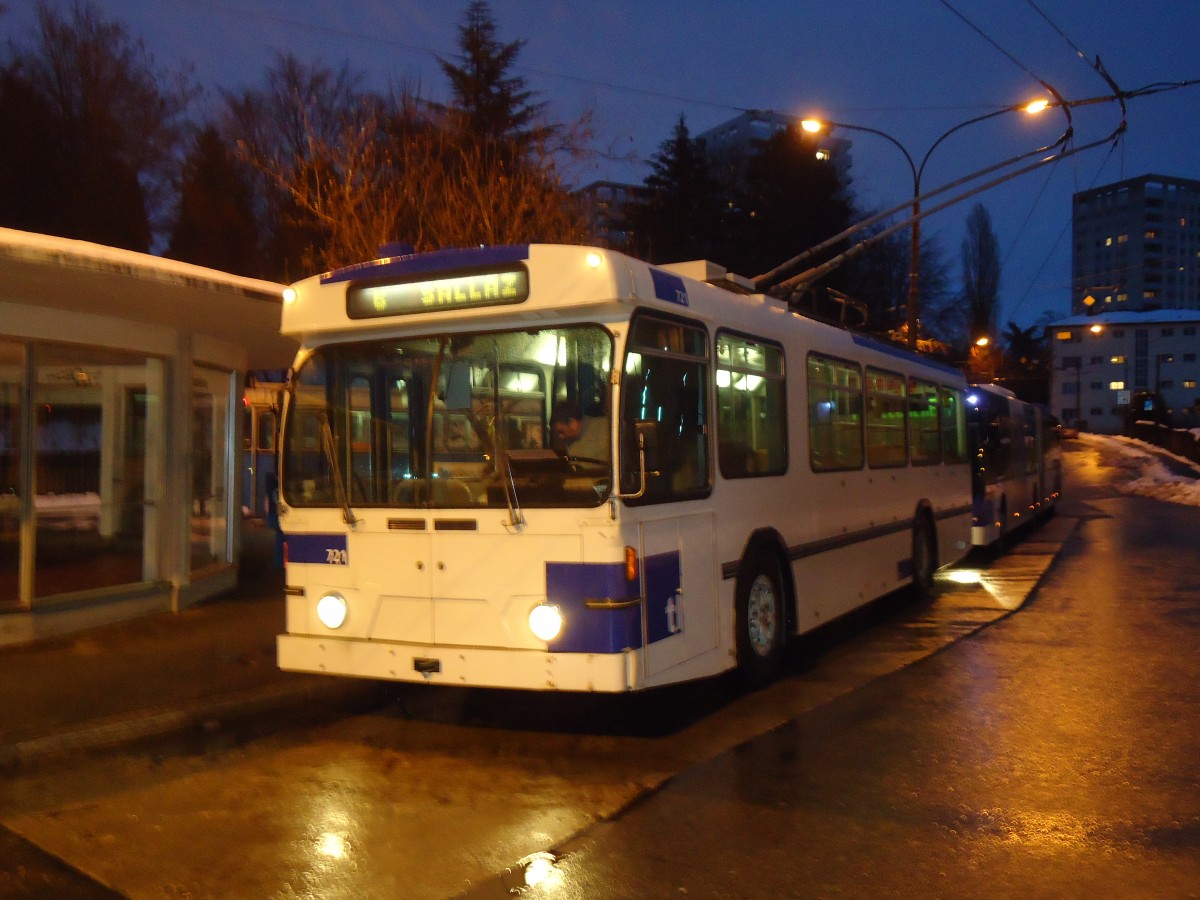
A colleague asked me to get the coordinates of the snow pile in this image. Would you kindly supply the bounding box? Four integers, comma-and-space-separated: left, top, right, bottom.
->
1076, 432, 1200, 507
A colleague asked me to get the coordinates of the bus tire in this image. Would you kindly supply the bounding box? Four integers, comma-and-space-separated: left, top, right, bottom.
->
735, 551, 786, 685
912, 512, 937, 599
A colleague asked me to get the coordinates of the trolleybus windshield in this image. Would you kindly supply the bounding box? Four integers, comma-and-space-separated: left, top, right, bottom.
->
281, 324, 613, 510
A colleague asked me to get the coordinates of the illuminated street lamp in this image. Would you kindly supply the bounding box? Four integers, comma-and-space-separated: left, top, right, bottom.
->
801, 99, 1051, 347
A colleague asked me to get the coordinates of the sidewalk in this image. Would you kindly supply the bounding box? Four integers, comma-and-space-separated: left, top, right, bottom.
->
0, 526, 391, 770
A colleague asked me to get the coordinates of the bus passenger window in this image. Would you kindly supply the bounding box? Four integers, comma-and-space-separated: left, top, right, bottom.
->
808, 354, 863, 471
939, 388, 966, 464
865, 367, 906, 468
908, 379, 940, 465
716, 332, 786, 478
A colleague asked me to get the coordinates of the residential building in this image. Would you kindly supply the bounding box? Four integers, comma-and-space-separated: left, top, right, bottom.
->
1071, 174, 1200, 315
576, 180, 636, 249
1047, 309, 1200, 433
697, 110, 853, 188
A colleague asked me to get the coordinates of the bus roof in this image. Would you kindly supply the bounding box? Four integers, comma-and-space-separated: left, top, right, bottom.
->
283, 243, 965, 383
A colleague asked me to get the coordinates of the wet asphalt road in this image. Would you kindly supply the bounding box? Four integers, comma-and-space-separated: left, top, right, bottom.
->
462, 441, 1200, 899
3, 439, 1197, 898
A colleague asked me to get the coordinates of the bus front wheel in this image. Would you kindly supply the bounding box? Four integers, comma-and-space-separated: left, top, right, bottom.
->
735, 552, 785, 684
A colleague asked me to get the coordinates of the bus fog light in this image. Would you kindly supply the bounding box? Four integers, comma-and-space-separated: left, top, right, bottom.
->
316, 592, 348, 629
528, 604, 563, 642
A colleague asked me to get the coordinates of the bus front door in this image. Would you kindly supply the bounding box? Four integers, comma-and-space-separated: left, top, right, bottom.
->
640, 511, 717, 679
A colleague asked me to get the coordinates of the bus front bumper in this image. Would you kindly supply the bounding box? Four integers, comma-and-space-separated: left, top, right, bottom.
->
277, 633, 638, 692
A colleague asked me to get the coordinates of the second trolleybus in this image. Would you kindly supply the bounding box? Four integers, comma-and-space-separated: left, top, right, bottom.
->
966, 383, 1063, 546
275, 244, 974, 691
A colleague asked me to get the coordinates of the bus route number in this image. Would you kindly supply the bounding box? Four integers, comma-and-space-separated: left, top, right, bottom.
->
326, 547, 349, 565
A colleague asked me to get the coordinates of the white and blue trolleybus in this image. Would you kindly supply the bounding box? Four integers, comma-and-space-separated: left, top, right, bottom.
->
966, 383, 1062, 546
275, 244, 973, 691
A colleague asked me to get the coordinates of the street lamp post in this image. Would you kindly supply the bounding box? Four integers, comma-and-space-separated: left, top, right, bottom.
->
801, 100, 1050, 348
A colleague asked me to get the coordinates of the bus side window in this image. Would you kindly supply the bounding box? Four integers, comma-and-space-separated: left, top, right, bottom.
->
716, 332, 787, 479
908, 378, 940, 465
808, 354, 863, 471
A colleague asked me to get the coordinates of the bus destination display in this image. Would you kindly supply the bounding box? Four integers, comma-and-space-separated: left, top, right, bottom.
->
347, 266, 530, 319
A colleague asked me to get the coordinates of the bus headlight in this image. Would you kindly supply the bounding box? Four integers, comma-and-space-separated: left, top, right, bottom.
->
316, 592, 348, 629
528, 604, 563, 642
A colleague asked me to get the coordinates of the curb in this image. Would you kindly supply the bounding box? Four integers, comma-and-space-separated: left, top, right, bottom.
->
0, 678, 393, 771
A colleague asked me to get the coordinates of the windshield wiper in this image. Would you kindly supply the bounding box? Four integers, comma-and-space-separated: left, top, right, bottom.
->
319, 412, 359, 525
490, 347, 524, 528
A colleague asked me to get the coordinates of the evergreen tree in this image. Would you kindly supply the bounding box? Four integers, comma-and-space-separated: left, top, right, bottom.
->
167, 125, 260, 275
624, 115, 725, 264
437, 0, 546, 146
960, 203, 1002, 342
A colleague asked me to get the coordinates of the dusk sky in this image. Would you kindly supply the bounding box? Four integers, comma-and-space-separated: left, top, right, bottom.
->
8, 1, 1200, 328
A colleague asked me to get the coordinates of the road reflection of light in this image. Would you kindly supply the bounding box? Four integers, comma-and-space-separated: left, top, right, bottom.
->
943, 569, 983, 585
520, 851, 564, 891
936, 567, 1023, 610
300, 772, 359, 881
317, 831, 349, 860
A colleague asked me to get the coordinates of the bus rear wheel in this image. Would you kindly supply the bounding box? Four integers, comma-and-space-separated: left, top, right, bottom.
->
735, 552, 785, 684
912, 513, 937, 599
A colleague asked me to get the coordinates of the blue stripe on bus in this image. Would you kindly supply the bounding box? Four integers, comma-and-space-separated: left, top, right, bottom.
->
545, 561, 642, 653
284, 533, 349, 565
543, 551, 682, 653
320, 244, 531, 285
650, 268, 689, 306
644, 551, 683, 644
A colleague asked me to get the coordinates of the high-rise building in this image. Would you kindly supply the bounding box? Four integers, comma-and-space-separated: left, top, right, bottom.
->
697, 110, 853, 191
1071, 174, 1200, 315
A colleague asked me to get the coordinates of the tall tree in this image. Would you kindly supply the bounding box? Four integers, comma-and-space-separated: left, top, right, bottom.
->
842, 225, 951, 337
0, 64, 65, 235
998, 321, 1050, 403
960, 203, 1002, 343
437, 0, 546, 147
222, 53, 367, 278
2, 0, 193, 250
167, 125, 260, 275
624, 115, 725, 264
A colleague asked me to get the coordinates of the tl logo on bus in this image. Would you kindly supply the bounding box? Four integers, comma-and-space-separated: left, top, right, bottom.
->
664, 590, 684, 635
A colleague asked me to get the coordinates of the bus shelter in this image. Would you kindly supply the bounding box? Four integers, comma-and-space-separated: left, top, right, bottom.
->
0, 228, 296, 645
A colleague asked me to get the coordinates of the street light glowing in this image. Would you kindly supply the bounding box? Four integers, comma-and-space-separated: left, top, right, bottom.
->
800, 118, 823, 133
975, 336, 990, 347
1089, 324, 1104, 334
1024, 98, 1050, 115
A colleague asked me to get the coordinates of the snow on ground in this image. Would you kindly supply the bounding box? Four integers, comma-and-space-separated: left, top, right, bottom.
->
1076, 432, 1200, 507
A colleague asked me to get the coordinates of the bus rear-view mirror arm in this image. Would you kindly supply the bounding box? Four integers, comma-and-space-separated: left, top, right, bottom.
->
614, 422, 660, 501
